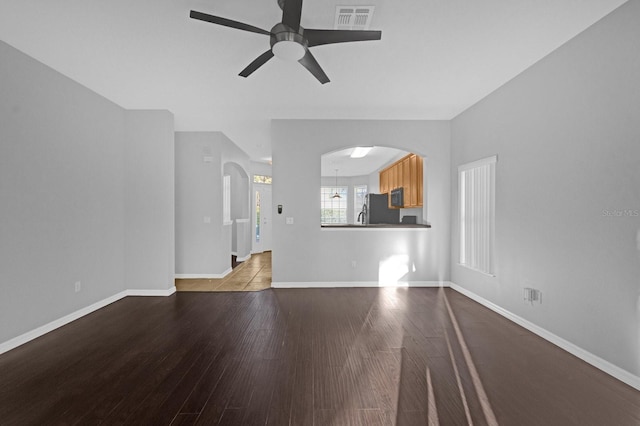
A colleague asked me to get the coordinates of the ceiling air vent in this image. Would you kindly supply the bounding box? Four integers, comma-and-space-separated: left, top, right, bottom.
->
334, 6, 375, 30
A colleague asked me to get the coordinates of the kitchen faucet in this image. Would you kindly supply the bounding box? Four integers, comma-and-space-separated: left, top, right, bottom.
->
357, 203, 367, 225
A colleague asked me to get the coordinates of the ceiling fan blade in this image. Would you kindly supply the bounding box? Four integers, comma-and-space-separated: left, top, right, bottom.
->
298, 49, 329, 84
239, 50, 275, 77
190, 10, 271, 36
304, 29, 382, 47
281, 0, 303, 32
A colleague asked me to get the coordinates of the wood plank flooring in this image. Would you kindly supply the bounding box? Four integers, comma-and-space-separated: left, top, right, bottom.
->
175, 252, 271, 292
0, 287, 639, 425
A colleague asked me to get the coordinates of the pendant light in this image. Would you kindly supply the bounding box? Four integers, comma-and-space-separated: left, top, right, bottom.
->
331, 169, 341, 199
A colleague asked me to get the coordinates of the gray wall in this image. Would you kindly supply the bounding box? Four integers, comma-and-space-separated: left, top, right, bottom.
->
0, 41, 175, 344
175, 132, 250, 276
124, 111, 175, 291
451, 0, 640, 377
272, 120, 451, 285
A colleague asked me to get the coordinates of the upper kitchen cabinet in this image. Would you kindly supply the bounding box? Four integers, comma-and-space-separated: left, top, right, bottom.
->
379, 153, 423, 208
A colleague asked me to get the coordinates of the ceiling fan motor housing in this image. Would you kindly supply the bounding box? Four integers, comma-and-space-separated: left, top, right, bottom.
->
271, 23, 307, 61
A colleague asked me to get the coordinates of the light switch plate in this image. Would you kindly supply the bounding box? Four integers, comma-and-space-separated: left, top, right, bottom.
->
286, 217, 294, 225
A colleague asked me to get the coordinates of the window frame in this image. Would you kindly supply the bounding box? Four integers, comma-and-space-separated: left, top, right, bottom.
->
320, 186, 349, 224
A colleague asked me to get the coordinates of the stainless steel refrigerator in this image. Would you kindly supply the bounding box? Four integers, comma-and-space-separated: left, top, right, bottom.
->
365, 193, 399, 224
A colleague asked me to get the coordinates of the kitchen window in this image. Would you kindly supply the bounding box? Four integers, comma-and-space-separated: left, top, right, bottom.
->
321, 186, 348, 224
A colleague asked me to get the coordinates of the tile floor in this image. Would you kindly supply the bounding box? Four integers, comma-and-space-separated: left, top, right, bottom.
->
175, 252, 271, 292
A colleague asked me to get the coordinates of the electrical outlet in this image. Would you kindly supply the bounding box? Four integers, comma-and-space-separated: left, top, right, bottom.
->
75, 281, 81, 293
524, 287, 542, 305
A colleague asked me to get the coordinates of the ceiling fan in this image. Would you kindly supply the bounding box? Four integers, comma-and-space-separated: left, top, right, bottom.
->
190, 0, 382, 84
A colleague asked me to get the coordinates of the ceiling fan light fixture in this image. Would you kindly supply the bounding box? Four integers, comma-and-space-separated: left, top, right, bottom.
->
272, 40, 305, 61
350, 146, 373, 158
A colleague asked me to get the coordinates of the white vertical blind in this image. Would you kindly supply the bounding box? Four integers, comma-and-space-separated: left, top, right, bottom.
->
459, 156, 496, 275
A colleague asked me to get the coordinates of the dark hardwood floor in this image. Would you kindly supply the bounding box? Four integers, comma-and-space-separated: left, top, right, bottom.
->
0, 287, 638, 425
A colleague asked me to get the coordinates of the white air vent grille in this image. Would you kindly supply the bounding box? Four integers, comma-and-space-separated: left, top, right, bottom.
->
334, 6, 375, 30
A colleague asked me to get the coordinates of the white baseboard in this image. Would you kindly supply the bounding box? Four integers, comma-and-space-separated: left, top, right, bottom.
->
271, 281, 450, 289
0, 290, 127, 355
236, 254, 251, 262
0, 286, 177, 356
126, 286, 176, 297
175, 269, 232, 279
449, 282, 640, 391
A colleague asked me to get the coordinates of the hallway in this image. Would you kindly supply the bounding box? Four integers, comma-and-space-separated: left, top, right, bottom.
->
175, 252, 271, 292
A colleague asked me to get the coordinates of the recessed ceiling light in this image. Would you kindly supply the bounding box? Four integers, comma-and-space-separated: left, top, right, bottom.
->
351, 146, 373, 158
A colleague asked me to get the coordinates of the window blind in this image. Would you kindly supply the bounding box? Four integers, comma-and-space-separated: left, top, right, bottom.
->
459, 156, 497, 275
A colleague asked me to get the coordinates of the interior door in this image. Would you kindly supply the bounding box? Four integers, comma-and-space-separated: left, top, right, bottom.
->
253, 184, 272, 253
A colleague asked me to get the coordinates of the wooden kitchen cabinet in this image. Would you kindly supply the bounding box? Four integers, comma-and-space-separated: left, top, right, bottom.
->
409, 155, 424, 207
379, 153, 423, 208
416, 155, 423, 206
403, 157, 411, 198
392, 163, 399, 190
380, 169, 389, 194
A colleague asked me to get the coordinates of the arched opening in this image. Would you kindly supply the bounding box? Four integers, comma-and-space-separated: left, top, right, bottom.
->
321, 146, 427, 226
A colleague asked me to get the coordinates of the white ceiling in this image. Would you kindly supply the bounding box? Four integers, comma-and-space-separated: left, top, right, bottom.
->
0, 0, 627, 163
322, 146, 407, 177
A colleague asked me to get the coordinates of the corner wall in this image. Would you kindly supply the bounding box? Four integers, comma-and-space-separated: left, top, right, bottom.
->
0, 41, 127, 343
124, 110, 175, 292
175, 132, 251, 277
451, 0, 640, 380
0, 41, 176, 348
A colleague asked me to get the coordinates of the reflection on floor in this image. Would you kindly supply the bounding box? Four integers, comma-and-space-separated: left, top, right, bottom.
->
176, 252, 271, 292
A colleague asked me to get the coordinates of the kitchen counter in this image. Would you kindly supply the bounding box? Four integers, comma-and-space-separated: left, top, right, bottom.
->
321, 223, 431, 229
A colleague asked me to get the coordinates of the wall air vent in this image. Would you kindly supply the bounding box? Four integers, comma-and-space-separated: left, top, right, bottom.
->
334, 6, 375, 30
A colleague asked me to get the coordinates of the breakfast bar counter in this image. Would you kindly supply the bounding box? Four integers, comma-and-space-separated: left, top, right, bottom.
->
321, 224, 431, 229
